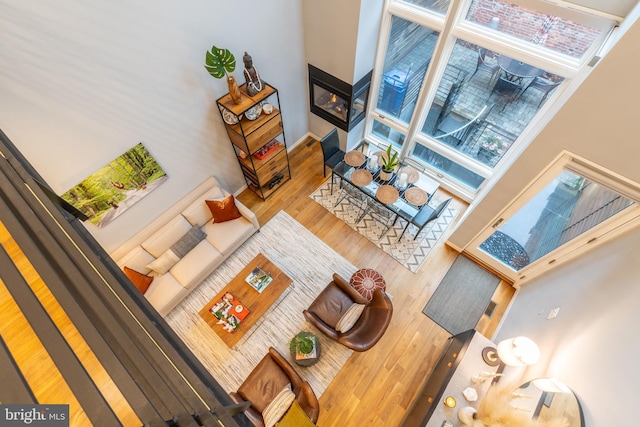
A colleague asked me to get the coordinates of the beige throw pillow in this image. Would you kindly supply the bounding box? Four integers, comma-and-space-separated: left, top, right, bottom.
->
335, 303, 366, 333
262, 383, 295, 427
146, 250, 180, 275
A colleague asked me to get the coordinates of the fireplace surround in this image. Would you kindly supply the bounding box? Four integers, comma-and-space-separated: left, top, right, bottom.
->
308, 64, 372, 132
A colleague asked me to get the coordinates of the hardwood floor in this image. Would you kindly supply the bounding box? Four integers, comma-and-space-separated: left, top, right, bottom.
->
0, 136, 513, 426
236, 137, 515, 426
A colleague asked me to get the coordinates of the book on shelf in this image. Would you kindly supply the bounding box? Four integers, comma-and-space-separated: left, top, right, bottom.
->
295, 335, 317, 360
245, 266, 272, 293
210, 292, 249, 333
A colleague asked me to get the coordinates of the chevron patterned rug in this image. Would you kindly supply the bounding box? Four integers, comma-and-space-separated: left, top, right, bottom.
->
310, 179, 458, 272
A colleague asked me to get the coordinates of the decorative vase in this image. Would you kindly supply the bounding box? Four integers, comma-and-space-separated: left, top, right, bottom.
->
458, 406, 477, 426
227, 75, 242, 104
379, 169, 394, 181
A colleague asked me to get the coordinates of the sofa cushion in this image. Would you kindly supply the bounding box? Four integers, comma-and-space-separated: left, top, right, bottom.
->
169, 240, 224, 289
202, 216, 255, 256
335, 303, 366, 332
146, 250, 180, 275
143, 273, 189, 316
170, 225, 207, 258
117, 246, 155, 274
206, 195, 242, 223
141, 215, 193, 258
123, 266, 154, 294
262, 384, 295, 427
182, 187, 226, 227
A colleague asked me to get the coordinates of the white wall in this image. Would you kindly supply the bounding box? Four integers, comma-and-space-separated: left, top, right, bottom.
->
445, 9, 640, 427
302, 0, 382, 148
0, 0, 307, 252
494, 226, 640, 427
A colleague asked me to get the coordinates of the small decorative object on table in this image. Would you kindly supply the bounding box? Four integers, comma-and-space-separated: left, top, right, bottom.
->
243, 51, 264, 96
379, 144, 400, 181
205, 45, 242, 104
210, 292, 249, 333
245, 266, 272, 293
253, 140, 279, 160
289, 332, 321, 367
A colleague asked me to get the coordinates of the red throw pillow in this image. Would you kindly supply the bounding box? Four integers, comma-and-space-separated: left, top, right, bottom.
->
206, 195, 242, 223
124, 266, 154, 294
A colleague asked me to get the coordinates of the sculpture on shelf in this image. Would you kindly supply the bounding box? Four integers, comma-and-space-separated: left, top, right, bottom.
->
205, 45, 242, 104
243, 51, 264, 96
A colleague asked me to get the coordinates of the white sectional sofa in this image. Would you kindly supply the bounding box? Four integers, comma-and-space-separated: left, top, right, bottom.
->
111, 176, 259, 317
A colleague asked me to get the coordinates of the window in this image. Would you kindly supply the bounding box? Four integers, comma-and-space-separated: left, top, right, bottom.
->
365, 0, 617, 200
375, 16, 439, 125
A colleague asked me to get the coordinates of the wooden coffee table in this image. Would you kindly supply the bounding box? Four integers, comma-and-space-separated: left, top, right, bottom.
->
199, 253, 292, 348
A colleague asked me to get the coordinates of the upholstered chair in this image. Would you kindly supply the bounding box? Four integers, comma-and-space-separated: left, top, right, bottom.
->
303, 273, 393, 352
229, 347, 319, 426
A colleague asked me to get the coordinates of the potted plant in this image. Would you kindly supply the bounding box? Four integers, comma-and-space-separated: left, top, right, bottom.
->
289, 332, 319, 366
205, 45, 242, 104
478, 135, 509, 163
379, 144, 400, 181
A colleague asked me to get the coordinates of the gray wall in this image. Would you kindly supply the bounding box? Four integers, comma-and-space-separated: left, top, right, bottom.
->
0, 0, 308, 252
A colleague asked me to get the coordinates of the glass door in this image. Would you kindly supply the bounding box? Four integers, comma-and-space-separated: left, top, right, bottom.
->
467, 156, 639, 283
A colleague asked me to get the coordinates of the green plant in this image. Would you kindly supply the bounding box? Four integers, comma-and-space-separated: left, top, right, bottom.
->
204, 46, 237, 79
289, 332, 315, 355
381, 144, 400, 172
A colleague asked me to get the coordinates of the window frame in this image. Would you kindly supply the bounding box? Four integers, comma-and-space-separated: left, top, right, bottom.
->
363, 0, 618, 201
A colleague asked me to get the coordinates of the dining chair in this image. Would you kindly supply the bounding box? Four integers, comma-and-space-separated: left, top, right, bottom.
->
470, 47, 499, 88
320, 128, 345, 193
365, 199, 397, 240
401, 198, 452, 241
334, 180, 368, 223
491, 76, 521, 111
520, 75, 563, 107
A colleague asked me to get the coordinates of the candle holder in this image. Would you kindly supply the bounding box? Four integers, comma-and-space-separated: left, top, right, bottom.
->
443, 395, 457, 408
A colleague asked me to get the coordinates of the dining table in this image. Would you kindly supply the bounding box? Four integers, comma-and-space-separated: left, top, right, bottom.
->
497, 55, 541, 85
332, 148, 440, 237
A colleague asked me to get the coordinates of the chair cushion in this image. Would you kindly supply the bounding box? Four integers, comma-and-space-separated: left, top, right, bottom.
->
276, 400, 316, 427
335, 303, 365, 332
307, 282, 356, 329
123, 266, 154, 294
238, 355, 292, 413
206, 195, 242, 223
262, 384, 295, 427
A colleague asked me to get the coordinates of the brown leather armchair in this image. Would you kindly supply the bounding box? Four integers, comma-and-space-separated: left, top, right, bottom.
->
303, 273, 393, 352
229, 347, 319, 426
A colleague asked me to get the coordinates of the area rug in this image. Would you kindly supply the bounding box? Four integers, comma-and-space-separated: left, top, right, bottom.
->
310, 179, 458, 272
166, 210, 357, 396
422, 255, 500, 335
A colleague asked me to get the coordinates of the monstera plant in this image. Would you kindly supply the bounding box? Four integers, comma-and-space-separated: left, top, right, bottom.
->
205, 45, 241, 103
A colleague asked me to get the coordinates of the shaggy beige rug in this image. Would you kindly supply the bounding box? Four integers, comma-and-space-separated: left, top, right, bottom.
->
166, 210, 357, 396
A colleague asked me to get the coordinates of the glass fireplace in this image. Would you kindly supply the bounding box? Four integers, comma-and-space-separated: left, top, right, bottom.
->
308, 64, 372, 131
